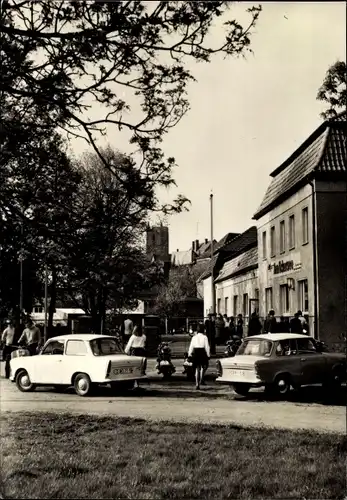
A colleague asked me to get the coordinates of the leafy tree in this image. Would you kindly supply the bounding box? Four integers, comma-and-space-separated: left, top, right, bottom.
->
1, 0, 261, 210
317, 61, 346, 119
153, 263, 206, 318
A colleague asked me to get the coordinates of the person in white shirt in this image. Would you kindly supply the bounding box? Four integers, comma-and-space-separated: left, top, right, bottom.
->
18, 319, 42, 355
124, 326, 146, 357
188, 323, 210, 390
1, 320, 16, 378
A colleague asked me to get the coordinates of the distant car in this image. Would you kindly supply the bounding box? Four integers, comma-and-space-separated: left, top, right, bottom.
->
215, 333, 346, 398
10, 334, 147, 397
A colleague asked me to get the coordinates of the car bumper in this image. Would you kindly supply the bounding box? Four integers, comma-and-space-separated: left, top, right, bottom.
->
216, 376, 264, 387
102, 374, 148, 384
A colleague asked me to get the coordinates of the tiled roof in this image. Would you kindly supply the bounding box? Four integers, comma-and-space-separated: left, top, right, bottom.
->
213, 232, 241, 255
197, 254, 218, 282
253, 112, 346, 220
215, 247, 258, 283
220, 226, 257, 255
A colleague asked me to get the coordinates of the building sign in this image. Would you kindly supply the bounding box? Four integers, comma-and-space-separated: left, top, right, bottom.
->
268, 260, 294, 274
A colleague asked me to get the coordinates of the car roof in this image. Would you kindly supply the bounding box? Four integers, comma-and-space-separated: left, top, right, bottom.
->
246, 333, 314, 341
47, 334, 113, 342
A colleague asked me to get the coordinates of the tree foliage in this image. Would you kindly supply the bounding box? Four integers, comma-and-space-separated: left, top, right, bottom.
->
317, 61, 346, 119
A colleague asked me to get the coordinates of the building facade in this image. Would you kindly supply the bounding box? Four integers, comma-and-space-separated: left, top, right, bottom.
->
253, 112, 346, 346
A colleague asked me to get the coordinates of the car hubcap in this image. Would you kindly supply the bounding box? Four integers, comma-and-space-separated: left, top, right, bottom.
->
278, 380, 287, 392
21, 375, 30, 387
77, 378, 88, 392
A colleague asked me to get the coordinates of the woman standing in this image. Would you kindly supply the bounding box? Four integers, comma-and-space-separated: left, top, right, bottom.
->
124, 325, 146, 357
187, 323, 210, 390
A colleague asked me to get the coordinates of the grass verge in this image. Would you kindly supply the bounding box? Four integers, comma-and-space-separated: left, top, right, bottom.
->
1, 412, 346, 499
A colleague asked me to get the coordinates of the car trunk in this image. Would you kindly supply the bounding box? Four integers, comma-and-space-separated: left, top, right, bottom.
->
104, 355, 145, 380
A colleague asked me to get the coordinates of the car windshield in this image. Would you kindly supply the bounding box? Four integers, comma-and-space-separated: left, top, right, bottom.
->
90, 338, 123, 356
237, 339, 273, 357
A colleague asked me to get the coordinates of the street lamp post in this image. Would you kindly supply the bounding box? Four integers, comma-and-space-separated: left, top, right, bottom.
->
44, 263, 48, 343
210, 193, 216, 315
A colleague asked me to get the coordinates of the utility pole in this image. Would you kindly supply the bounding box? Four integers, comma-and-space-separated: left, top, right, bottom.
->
44, 263, 48, 343
19, 222, 24, 322
210, 193, 216, 315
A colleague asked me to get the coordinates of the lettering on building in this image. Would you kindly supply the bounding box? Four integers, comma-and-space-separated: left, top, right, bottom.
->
268, 260, 294, 274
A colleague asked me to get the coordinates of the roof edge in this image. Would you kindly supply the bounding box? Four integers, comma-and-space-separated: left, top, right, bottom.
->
215, 263, 258, 284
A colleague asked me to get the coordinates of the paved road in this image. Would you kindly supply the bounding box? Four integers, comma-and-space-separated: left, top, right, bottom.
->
1, 360, 345, 434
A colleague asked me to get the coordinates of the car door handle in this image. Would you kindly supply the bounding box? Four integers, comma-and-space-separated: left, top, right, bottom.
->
301, 358, 306, 362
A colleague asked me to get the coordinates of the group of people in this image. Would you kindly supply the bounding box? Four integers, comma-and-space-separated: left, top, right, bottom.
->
264, 310, 310, 335
204, 313, 245, 354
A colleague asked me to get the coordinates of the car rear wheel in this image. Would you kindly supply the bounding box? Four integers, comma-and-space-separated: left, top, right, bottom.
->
233, 383, 250, 396
15, 370, 36, 392
73, 373, 93, 397
273, 374, 291, 398
323, 366, 344, 395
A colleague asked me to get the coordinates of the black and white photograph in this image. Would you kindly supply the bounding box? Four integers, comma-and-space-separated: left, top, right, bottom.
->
0, 1, 346, 499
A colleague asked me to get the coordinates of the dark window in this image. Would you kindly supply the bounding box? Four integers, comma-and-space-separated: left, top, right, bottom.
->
41, 340, 64, 355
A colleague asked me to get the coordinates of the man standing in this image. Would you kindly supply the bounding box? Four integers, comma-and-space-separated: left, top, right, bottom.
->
264, 310, 277, 333
123, 316, 134, 344
204, 313, 216, 355
18, 319, 42, 355
1, 320, 16, 378
290, 312, 303, 334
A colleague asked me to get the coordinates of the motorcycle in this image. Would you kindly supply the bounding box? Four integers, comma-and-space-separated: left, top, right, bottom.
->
156, 342, 176, 379
1, 344, 30, 379
224, 336, 242, 358
182, 352, 195, 381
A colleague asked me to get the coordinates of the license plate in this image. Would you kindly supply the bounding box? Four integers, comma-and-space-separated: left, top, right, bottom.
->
113, 368, 133, 375
230, 369, 245, 377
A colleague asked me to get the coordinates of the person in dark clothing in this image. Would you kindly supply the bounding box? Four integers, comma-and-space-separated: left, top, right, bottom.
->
236, 314, 243, 338
248, 312, 262, 336
204, 313, 216, 355
215, 314, 224, 346
264, 310, 278, 333
278, 316, 290, 333
228, 317, 236, 339
290, 313, 302, 334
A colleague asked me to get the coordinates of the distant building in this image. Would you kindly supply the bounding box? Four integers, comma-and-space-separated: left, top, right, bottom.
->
253, 111, 346, 346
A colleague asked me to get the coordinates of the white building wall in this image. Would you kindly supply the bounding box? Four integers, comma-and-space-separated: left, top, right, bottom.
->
215, 269, 259, 318
256, 183, 314, 319
202, 276, 212, 316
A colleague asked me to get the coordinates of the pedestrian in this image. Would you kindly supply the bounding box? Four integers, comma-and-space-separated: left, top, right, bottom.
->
204, 313, 216, 355
1, 319, 16, 378
278, 316, 290, 333
264, 310, 278, 333
215, 313, 224, 345
188, 323, 210, 390
247, 312, 262, 336
297, 311, 307, 330
290, 312, 302, 334
236, 314, 244, 338
18, 319, 42, 355
123, 315, 134, 345
228, 317, 236, 338
124, 325, 146, 357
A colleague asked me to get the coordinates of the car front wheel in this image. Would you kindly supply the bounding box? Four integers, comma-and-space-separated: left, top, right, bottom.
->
15, 370, 36, 393
272, 374, 291, 398
233, 383, 250, 396
74, 373, 93, 397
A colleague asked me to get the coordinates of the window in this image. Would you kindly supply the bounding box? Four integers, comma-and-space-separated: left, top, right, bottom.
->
302, 207, 309, 244
34, 306, 43, 313
280, 220, 285, 253
238, 339, 273, 357
276, 339, 297, 357
217, 298, 221, 314
265, 287, 273, 312
233, 295, 238, 316
66, 340, 88, 356
296, 338, 316, 353
41, 340, 64, 355
270, 226, 276, 256
289, 215, 295, 249
224, 297, 228, 316
298, 279, 309, 312
262, 231, 267, 259
280, 284, 290, 314
243, 293, 249, 318
90, 338, 123, 356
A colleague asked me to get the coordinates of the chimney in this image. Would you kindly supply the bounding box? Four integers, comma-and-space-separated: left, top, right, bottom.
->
205, 238, 208, 244
195, 239, 199, 252
192, 240, 195, 252
176, 249, 179, 252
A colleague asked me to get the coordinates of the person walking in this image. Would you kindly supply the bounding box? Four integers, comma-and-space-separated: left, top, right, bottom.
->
1, 319, 16, 378
188, 323, 210, 390
247, 312, 262, 336
18, 319, 42, 356
264, 310, 278, 333
124, 325, 146, 357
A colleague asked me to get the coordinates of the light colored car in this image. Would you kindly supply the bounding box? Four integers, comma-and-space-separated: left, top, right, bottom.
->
10, 334, 147, 396
215, 333, 346, 398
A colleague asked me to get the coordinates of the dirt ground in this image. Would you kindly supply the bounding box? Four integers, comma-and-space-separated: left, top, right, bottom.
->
1, 359, 345, 434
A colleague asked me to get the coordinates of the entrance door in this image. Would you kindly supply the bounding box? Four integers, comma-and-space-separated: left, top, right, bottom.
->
297, 338, 324, 384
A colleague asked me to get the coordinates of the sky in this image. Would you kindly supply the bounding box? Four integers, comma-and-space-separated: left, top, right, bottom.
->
73, 1, 346, 253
